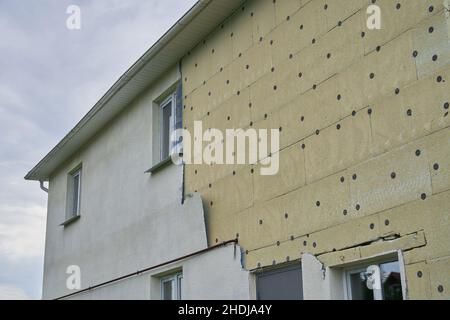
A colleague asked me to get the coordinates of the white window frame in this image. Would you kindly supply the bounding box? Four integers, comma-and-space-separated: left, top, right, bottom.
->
161, 272, 182, 300
65, 167, 82, 222
159, 93, 176, 161
343, 259, 403, 300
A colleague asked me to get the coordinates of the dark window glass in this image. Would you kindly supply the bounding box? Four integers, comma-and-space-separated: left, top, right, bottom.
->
161, 101, 172, 159
380, 261, 402, 300
72, 173, 80, 215
163, 280, 173, 300
349, 272, 374, 300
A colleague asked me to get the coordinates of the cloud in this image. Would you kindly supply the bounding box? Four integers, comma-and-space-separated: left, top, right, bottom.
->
0, 204, 46, 261
0, 284, 30, 300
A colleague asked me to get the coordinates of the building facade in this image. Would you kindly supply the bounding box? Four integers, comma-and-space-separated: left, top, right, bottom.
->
26, 0, 450, 300
28, 63, 251, 300
181, 0, 450, 300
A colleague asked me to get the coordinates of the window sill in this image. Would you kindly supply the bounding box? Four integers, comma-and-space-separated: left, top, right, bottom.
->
146, 157, 173, 174
60, 215, 80, 227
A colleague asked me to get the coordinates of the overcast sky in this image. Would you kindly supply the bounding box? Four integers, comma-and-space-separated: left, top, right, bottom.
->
0, 0, 196, 300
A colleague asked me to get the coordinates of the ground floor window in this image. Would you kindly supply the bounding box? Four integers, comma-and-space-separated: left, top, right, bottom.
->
345, 260, 403, 300
161, 272, 183, 300
256, 263, 303, 300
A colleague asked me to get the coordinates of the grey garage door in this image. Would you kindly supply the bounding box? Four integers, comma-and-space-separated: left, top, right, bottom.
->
256, 264, 303, 300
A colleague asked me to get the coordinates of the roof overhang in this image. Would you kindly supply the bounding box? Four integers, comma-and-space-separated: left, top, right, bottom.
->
25, 0, 244, 181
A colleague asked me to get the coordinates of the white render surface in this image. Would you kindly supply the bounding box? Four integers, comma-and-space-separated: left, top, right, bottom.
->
42, 64, 250, 300
66, 243, 250, 300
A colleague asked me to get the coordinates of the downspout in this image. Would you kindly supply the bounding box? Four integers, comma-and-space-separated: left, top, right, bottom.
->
179, 59, 186, 205
39, 180, 48, 193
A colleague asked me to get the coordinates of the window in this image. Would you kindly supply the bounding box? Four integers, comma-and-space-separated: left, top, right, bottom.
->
66, 167, 82, 220
149, 82, 182, 172
345, 260, 403, 300
256, 264, 303, 300
161, 273, 182, 300
159, 94, 176, 161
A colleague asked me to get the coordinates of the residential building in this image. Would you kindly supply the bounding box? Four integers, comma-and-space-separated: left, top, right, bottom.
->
26, 0, 450, 300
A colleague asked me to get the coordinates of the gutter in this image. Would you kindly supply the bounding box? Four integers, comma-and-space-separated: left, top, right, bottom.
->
55, 239, 238, 300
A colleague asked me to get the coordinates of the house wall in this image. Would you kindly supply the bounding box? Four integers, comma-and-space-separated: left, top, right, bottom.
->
181, 0, 450, 299
42, 64, 250, 300
63, 243, 250, 300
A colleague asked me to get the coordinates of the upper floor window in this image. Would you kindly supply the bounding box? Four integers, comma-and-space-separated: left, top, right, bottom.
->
66, 167, 82, 221
149, 82, 183, 172
160, 93, 176, 161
